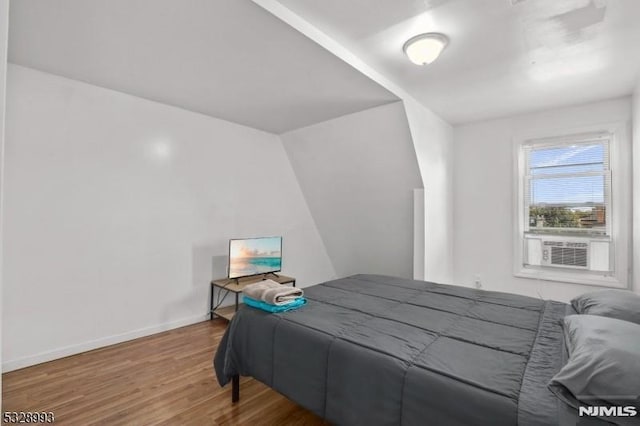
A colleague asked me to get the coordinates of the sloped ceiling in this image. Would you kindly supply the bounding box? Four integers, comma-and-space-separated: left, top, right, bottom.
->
8, 0, 398, 133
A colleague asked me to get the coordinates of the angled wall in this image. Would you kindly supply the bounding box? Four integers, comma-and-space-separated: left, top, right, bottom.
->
281, 101, 423, 279
403, 99, 454, 284
251, 0, 456, 285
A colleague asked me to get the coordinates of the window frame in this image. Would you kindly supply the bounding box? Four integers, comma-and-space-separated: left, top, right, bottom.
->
513, 122, 631, 288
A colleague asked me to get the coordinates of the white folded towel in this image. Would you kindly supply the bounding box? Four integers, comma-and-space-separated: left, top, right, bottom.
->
243, 279, 304, 306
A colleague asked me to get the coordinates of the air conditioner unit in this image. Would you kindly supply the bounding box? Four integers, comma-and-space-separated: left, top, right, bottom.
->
541, 240, 589, 269
525, 236, 611, 272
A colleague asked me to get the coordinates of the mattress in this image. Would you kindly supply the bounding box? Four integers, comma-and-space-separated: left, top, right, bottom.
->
214, 274, 576, 425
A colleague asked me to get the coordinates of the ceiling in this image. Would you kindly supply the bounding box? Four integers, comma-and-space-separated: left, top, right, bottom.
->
7, 0, 398, 134
273, 0, 640, 124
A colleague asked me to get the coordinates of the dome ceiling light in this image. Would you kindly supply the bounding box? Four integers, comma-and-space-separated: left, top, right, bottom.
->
403, 33, 448, 65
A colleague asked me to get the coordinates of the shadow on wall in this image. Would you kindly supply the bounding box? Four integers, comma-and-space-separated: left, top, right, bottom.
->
160, 245, 228, 325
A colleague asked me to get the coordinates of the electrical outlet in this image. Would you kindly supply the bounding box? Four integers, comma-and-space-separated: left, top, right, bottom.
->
474, 274, 482, 289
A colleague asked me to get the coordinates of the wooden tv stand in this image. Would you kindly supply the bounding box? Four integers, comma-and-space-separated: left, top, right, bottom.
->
209, 273, 296, 321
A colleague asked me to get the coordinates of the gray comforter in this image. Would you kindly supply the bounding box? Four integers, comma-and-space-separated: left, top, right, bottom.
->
214, 274, 576, 425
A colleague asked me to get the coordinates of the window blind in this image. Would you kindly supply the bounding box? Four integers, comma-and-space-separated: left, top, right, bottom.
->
523, 138, 610, 236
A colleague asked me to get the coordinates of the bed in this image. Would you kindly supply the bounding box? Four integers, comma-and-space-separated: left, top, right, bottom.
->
213, 274, 603, 425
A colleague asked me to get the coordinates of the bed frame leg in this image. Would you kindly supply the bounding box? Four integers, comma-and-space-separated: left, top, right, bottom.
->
232, 374, 240, 403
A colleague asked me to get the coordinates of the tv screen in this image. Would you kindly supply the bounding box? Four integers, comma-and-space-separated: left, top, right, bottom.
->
228, 236, 282, 279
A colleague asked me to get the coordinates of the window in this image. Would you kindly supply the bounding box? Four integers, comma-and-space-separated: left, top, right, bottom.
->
514, 126, 630, 287
525, 138, 610, 237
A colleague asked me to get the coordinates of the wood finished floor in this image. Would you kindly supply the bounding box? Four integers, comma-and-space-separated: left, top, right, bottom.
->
2, 320, 326, 425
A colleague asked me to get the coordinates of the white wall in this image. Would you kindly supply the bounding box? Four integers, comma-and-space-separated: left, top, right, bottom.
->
403, 99, 454, 284
453, 97, 634, 302
0, 0, 10, 406
281, 102, 422, 279
633, 80, 640, 293
2, 65, 335, 371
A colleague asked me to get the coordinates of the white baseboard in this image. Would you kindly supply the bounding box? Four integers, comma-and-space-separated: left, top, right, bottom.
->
2, 313, 209, 372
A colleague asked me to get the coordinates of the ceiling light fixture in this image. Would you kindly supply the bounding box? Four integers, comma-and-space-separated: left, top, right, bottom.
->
403, 33, 448, 65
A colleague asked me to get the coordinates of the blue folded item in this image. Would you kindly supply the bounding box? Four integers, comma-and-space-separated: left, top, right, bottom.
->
243, 295, 307, 313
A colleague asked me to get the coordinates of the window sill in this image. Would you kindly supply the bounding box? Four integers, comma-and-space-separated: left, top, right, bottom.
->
514, 267, 627, 289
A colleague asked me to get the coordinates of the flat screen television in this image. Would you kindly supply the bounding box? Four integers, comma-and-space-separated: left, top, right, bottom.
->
228, 236, 282, 279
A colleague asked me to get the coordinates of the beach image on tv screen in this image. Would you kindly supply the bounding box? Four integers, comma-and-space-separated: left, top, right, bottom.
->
229, 237, 282, 279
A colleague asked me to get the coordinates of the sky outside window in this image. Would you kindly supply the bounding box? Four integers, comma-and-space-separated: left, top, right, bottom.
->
529, 143, 605, 206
